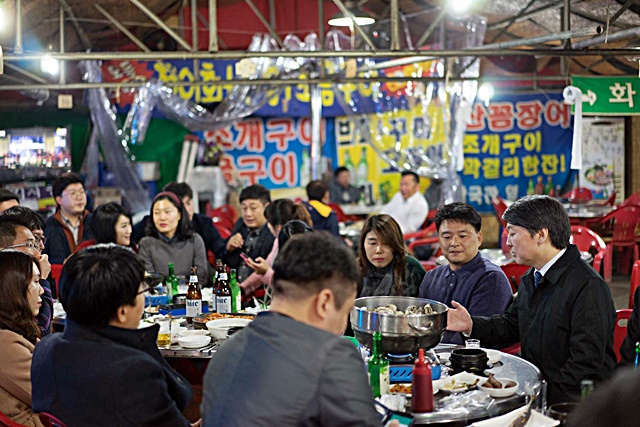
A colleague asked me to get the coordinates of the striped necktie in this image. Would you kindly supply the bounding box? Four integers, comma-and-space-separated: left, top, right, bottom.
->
534, 271, 543, 289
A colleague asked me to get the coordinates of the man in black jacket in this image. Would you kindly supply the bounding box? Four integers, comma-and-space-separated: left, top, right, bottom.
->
447, 195, 616, 404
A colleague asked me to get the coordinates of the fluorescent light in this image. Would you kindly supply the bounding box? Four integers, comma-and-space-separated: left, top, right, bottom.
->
328, 15, 376, 27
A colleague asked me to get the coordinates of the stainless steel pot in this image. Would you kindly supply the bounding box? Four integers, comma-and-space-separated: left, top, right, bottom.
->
350, 296, 448, 354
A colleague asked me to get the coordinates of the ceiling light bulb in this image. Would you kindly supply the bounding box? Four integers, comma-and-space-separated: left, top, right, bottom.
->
449, 0, 473, 15
40, 54, 59, 75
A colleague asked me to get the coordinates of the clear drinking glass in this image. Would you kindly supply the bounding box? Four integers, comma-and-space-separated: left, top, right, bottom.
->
156, 318, 171, 349
465, 339, 481, 349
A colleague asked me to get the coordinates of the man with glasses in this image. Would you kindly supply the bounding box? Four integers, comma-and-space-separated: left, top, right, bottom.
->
0, 217, 54, 335
44, 172, 94, 264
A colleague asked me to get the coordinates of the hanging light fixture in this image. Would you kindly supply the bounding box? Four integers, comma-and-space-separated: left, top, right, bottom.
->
328, 1, 376, 27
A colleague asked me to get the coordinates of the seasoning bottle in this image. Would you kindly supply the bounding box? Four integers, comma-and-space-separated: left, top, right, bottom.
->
368, 332, 390, 398
166, 262, 179, 302
186, 266, 202, 324
411, 348, 434, 413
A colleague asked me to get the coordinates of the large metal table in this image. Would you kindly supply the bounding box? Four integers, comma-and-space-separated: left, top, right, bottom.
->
410, 344, 542, 425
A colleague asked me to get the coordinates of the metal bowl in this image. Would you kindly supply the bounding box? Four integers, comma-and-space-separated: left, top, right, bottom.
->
350, 296, 448, 354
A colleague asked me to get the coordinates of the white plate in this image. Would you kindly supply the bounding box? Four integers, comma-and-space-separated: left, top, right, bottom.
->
178, 329, 210, 337
482, 348, 502, 364
470, 407, 559, 427
478, 377, 519, 397
177, 335, 211, 349
389, 383, 440, 396
434, 372, 484, 394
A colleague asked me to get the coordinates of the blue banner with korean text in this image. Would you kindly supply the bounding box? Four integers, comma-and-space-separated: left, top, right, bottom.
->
462, 92, 574, 213
102, 59, 360, 117
195, 117, 336, 189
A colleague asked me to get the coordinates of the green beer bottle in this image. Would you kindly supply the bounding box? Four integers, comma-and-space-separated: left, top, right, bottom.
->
368, 332, 390, 398
166, 263, 179, 302
230, 269, 241, 313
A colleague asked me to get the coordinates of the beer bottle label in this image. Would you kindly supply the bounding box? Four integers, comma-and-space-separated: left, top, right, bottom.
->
379, 365, 390, 395
186, 299, 202, 318
217, 296, 232, 314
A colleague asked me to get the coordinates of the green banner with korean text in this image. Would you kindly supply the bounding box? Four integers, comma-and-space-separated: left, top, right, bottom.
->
571, 76, 640, 116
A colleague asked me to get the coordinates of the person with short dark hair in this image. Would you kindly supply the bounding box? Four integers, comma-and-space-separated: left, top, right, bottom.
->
0, 188, 20, 213
381, 171, 428, 234
44, 172, 94, 264
222, 184, 274, 283
0, 215, 54, 336
31, 245, 196, 426
447, 195, 616, 404
304, 180, 340, 236
358, 214, 425, 298
76, 202, 134, 251
418, 203, 512, 344
139, 192, 208, 284
132, 182, 225, 259
0, 250, 44, 427
328, 166, 361, 205
201, 233, 381, 427
240, 199, 311, 294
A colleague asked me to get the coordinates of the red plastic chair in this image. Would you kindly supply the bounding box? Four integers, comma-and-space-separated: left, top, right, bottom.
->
628, 260, 640, 309
490, 196, 508, 229
499, 263, 530, 294
38, 412, 68, 427
0, 411, 25, 427
562, 187, 593, 204
403, 222, 436, 242
326, 203, 361, 223
212, 215, 235, 231
570, 225, 609, 281
621, 191, 640, 207
212, 221, 232, 240
500, 342, 521, 355
604, 191, 617, 207
614, 309, 633, 363
595, 204, 640, 277
50, 264, 63, 294
206, 203, 238, 223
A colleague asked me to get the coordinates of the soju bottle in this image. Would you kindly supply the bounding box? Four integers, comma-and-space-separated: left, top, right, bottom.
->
356, 146, 368, 188
368, 332, 390, 397
229, 269, 241, 313
166, 263, 179, 302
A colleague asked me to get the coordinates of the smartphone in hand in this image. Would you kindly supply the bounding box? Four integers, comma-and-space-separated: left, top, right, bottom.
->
240, 253, 251, 265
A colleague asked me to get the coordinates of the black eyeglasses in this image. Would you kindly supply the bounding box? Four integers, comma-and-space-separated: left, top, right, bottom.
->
137, 285, 151, 296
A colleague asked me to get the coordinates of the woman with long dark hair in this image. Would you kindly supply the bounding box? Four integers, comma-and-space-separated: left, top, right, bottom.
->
138, 192, 208, 284
358, 214, 425, 297
0, 250, 44, 426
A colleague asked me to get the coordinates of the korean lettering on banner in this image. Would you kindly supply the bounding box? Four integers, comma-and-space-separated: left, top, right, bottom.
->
101, 59, 375, 117
197, 117, 328, 189
462, 93, 574, 213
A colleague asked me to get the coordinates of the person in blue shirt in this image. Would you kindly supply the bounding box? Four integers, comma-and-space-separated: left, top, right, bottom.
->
418, 202, 512, 344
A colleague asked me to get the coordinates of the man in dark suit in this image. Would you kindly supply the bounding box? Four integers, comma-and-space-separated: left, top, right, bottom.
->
447, 195, 616, 405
